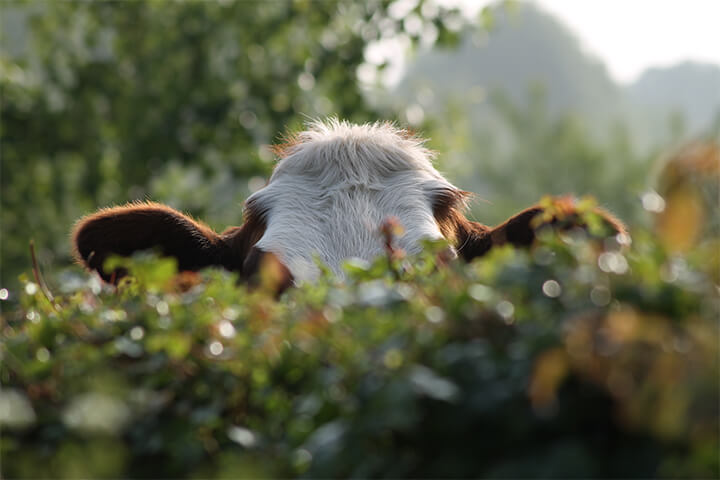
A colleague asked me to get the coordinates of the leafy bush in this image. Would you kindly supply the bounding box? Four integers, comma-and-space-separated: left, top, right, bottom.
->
1, 222, 717, 478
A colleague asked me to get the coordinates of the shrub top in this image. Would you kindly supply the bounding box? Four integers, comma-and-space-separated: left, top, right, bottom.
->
1, 229, 718, 478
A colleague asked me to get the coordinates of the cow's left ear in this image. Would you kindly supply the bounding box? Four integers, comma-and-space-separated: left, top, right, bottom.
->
450, 197, 626, 262
488, 198, 626, 250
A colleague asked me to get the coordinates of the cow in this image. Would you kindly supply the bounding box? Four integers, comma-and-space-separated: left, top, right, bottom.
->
72, 119, 625, 290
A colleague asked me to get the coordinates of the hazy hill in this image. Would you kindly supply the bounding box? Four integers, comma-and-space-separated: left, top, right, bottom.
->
627, 61, 720, 135
395, 2, 719, 147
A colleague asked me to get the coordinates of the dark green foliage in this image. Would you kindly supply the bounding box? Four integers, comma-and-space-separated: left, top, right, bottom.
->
2, 229, 717, 478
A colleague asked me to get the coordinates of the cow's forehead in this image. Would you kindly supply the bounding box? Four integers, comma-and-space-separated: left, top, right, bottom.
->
269, 118, 442, 182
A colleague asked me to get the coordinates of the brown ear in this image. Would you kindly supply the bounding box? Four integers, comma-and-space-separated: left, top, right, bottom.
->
447, 198, 626, 262
429, 185, 492, 261
217, 199, 270, 278
219, 205, 293, 293
488, 199, 626, 250
72, 202, 246, 281
449, 213, 494, 261
486, 206, 546, 249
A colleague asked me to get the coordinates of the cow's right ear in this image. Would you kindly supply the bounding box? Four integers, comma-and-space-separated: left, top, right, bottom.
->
72, 202, 266, 282
72, 202, 228, 282
220, 213, 293, 293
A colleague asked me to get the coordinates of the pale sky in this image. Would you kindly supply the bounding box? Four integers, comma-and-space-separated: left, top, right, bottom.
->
535, 0, 720, 83
448, 0, 720, 84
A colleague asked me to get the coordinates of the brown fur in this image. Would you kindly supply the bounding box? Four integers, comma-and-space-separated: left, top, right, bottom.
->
431, 194, 626, 261
72, 201, 268, 283
72, 194, 625, 286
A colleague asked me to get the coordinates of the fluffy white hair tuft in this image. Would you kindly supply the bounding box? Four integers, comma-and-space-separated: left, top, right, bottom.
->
248, 118, 459, 282
271, 118, 440, 185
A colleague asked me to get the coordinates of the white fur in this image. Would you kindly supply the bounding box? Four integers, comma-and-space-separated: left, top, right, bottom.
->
247, 119, 459, 282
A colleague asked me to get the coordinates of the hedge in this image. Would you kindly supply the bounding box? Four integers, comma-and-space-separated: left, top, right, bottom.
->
1, 224, 717, 478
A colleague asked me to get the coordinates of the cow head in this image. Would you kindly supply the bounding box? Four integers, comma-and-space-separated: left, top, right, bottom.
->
72, 119, 625, 288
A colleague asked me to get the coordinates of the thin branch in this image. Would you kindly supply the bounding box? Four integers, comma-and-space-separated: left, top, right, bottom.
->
29, 240, 56, 306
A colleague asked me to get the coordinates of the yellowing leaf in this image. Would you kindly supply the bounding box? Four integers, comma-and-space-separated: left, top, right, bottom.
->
529, 348, 568, 411
656, 186, 704, 253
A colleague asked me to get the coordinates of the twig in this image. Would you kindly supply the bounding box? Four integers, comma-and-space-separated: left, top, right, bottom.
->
379, 217, 410, 279
29, 240, 56, 306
